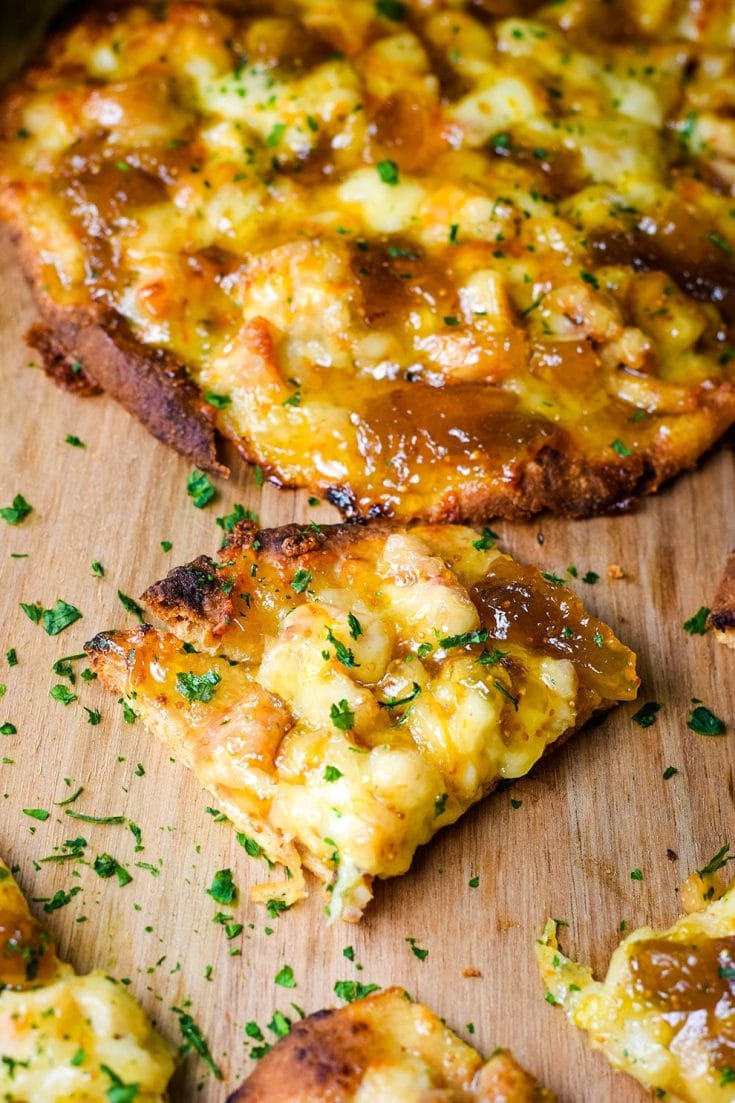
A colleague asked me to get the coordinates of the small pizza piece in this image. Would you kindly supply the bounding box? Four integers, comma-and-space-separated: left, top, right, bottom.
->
228, 987, 554, 1102
86, 521, 638, 920
0, 857, 175, 1100
710, 550, 735, 649
536, 879, 735, 1102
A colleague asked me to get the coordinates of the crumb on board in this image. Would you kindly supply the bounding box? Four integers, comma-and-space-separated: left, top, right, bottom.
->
462, 966, 482, 978
607, 564, 625, 580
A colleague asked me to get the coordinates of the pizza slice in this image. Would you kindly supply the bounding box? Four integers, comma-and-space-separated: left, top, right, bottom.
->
0, 856, 175, 1100
710, 551, 735, 649
86, 521, 638, 921
228, 987, 553, 1103
536, 874, 735, 1102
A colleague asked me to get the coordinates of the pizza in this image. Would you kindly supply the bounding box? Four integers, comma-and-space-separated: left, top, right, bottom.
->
228, 986, 554, 1102
86, 520, 638, 920
711, 550, 735, 649
0, 856, 175, 1101
1, 1, 734, 521
537, 874, 735, 1102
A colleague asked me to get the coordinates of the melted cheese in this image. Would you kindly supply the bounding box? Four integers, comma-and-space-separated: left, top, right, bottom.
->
536, 881, 735, 1102
1, 1, 734, 519
0, 862, 175, 1102
231, 987, 554, 1102
88, 523, 638, 921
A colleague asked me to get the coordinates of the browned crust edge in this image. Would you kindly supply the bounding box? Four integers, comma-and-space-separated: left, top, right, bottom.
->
6, 223, 227, 475
9, 218, 735, 518
710, 549, 735, 646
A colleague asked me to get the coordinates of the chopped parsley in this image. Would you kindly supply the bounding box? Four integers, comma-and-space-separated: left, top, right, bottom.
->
406, 937, 428, 961
50, 684, 77, 705
187, 469, 217, 508
0, 494, 32, 526
330, 700, 354, 730
630, 868, 643, 881
161, 540, 172, 552
709, 232, 733, 256
275, 964, 296, 988
175, 670, 222, 703
582, 570, 599, 584
42, 600, 82, 636
334, 980, 380, 1002
93, 854, 132, 886
0, 723, 16, 735
472, 527, 499, 551
662, 765, 678, 780
542, 572, 565, 587
469, 876, 480, 888
101, 1063, 141, 1103
476, 647, 508, 666
291, 569, 312, 594
65, 434, 85, 447
6, 650, 17, 667
376, 0, 406, 19
683, 606, 710, 635
493, 679, 519, 710
687, 705, 726, 736
172, 1008, 222, 1080
440, 628, 488, 650
206, 868, 237, 905
91, 561, 105, 578
23, 808, 49, 821
84, 707, 102, 726
376, 159, 399, 185
347, 612, 363, 640
216, 502, 257, 535
204, 391, 231, 408
117, 591, 144, 621
379, 682, 421, 708
323, 765, 343, 782
325, 628, 359, 668
434, 793, 448, 817
631, 701, 662, 728
611, 438, 632, 458
698, 843, 733, 877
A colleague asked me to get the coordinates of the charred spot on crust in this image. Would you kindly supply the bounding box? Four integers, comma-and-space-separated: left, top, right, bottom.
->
143, 555, 233, 631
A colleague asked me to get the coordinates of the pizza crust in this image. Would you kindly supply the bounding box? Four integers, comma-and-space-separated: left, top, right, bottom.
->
710, 550, 735, 649
227, 987, 554, 1103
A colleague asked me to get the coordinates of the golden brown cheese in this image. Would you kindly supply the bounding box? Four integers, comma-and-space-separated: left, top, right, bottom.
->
537, 879, 735, 1102
2, 1, 735, 520
228, 987, 554, 1102
0, 858, 175, 1101
86, 521, 638, 920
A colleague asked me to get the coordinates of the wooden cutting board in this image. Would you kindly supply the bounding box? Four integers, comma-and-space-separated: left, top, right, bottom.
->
0, 222, 733, 1101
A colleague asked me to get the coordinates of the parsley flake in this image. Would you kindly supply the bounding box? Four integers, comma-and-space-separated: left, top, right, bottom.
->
0, 494, 32, 526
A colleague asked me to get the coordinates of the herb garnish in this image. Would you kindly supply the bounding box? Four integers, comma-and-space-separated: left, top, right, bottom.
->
330, 700, 355, 731
187, 469, 217, 508
206, 868, 237, 905
687, 705, 726, 735
683, 607, 710, 635
117, 592, 144, 621
176, 670, 222, 703
631, 701, 662, 728
0, 494, 32, 525
379, 682, 421, 708
325, 628, 359, 668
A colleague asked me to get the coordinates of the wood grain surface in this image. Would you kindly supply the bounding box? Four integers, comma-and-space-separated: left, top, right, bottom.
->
0, 223, 733, 1101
